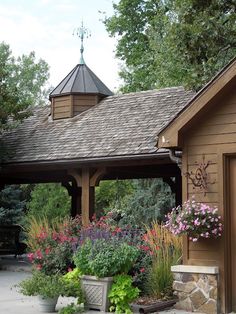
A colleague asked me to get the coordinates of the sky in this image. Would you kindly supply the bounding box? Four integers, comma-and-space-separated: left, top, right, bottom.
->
0, 0, 120, 92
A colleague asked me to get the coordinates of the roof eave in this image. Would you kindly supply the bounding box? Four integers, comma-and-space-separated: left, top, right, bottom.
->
157, 57, 236, 149
0, 151, 170, 170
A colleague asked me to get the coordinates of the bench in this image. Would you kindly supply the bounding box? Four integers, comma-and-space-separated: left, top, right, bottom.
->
0, 225, 27, 257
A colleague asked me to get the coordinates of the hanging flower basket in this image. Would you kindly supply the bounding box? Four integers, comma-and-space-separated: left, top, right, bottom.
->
165, 197, 223, 242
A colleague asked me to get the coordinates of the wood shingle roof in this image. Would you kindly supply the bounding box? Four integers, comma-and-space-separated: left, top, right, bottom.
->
2, 87, 195, 164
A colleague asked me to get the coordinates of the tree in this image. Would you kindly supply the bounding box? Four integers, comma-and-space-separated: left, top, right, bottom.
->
26, 183, 71, 223
0, 42, 50, 133
108, 179, 175, 227
104, 0, 236, 92
95, 180, 134, 214
0, 185, 26, 225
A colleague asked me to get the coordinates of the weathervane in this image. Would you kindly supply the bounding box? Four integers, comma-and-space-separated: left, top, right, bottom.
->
73, 21, 91, 64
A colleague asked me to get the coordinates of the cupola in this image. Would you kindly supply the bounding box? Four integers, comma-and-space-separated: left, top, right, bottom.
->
49, 23, 113, 120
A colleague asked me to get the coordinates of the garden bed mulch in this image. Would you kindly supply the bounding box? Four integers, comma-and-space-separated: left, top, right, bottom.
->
130, 296, 177, 313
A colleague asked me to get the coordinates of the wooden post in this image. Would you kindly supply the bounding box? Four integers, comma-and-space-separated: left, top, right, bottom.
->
81, 168, 91, 226
71, 185, 82, 217
68, 167, 106, 226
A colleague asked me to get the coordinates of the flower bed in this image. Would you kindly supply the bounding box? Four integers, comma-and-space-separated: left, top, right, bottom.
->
21, 214, 182, 313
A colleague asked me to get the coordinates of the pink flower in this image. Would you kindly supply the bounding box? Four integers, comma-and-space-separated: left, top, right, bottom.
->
27, 253, 34, 262
140, 268, 145, 273
35, 249, 43, 259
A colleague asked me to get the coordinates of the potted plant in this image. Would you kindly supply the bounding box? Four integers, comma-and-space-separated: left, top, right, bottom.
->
165, 197, 223, 242
73, 235, 139, 311
17, 271, 62, 312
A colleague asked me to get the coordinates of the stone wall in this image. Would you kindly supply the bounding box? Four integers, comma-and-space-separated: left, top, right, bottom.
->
171, 265, 219, 314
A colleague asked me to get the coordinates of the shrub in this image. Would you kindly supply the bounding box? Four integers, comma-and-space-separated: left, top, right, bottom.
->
17, 271, 62, 298
25, 216, 82, 275
60, 268, 84, 301
73, 238, 139, 278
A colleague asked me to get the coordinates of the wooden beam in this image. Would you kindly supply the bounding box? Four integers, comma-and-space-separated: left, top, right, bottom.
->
90, 167, 106, 186
67, 169, 82, 186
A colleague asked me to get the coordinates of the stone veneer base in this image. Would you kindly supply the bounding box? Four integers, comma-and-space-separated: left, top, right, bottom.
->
171, 265, 219, 314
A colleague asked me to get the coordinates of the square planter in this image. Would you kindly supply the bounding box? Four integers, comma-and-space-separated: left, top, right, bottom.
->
81, 275, 113, 312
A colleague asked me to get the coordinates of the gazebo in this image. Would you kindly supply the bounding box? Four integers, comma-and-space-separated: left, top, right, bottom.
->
2, 48, 236, 313
0, 59, 194, 226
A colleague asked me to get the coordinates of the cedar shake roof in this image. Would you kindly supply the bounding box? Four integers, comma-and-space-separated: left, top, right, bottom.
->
2, 87, 195, 164
50, 64, 113, 98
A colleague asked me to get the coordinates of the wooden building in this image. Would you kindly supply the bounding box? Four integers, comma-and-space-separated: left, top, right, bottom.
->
158, 57, 236, 313
1, 51, 236, 313
0, 60, 194, 225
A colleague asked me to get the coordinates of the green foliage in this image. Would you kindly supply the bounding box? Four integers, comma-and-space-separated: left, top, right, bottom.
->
17, 271, 62, 298
109, 179, 175, 227
0, 42, 50, 133
59, 303, 84, 314
104, 0, 236, 92
73, 238, 139, 278
61, 268, 84, 300
26, 183, 70, 223
95, 180, 134, 214
109, 274, 140, 314
0, 185, 26, 225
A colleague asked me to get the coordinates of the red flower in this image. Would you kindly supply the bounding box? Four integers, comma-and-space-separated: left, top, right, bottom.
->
35, 249, 43, 259
45, 247, 51, 255
140, 268, 145, 273
36, 264, 42, 270
142, 234, 148, 242
139, 245, 150, 252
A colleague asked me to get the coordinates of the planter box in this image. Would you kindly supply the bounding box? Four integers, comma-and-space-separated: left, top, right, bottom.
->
81, 275, 113, 312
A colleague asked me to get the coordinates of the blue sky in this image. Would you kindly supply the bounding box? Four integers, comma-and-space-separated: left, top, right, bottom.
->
0, 0, 120, 91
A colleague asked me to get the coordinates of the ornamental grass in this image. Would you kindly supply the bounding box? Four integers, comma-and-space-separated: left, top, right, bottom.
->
144, 222, 182, 299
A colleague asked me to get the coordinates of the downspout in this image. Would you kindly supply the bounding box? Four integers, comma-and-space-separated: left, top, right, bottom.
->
168, 149, 182, 170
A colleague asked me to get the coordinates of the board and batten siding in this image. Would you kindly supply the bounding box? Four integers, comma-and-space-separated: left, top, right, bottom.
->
182, 89, 236, 266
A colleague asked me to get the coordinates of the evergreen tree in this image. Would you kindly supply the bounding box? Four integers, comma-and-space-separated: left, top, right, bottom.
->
26, 183, 70, 223
0, 185, 26, 225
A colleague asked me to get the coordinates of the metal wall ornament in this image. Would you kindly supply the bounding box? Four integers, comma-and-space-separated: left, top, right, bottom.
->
185, 155, 215, 196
